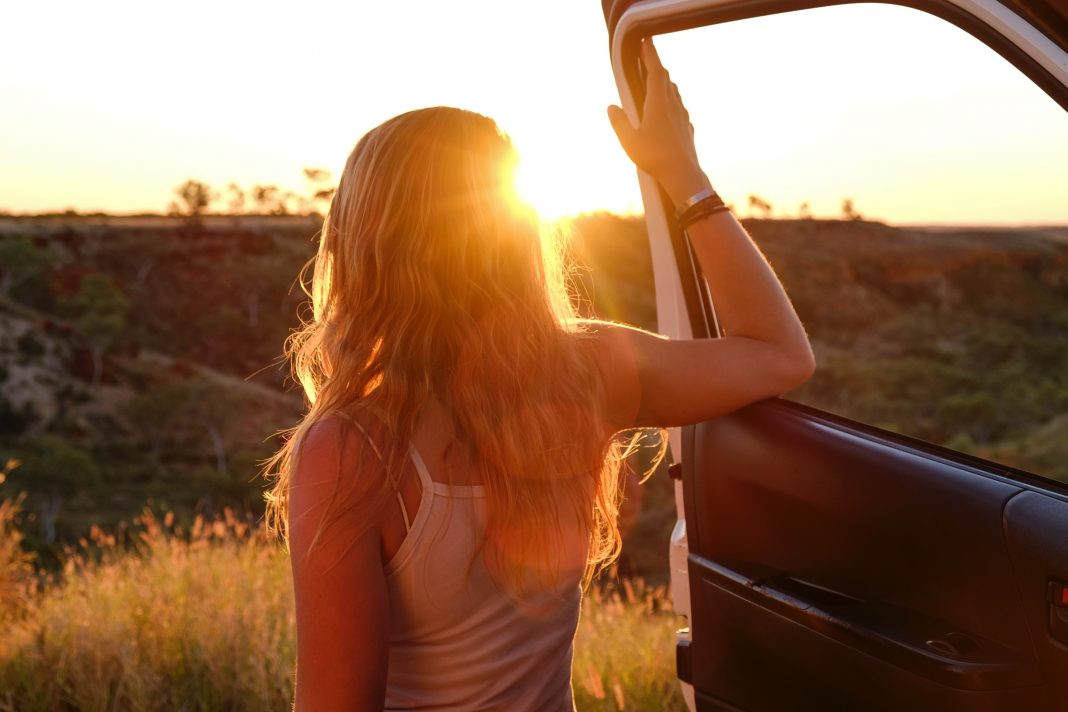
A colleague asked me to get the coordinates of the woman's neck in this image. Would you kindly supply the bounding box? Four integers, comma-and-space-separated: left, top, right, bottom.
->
412, 398, 479, 485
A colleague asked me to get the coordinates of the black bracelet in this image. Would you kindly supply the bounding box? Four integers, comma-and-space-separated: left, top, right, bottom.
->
677, 192, 729, 230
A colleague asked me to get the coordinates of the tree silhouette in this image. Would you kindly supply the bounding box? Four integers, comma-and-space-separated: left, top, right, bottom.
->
170, 180, 216, 227
303, 167, 336, 215
842, 198, 863, 221
276, 191, 299, 216
251, 185, 281, 215
799, 202, 812, 219
748, 194, 773, 219
225, 182, 246, 215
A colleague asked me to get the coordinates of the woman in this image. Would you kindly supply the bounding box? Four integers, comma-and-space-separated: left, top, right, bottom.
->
264, 39, 814, 711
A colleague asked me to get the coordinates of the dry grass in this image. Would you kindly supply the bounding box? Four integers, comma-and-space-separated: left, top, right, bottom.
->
0, 506, 294, 711
0, 460, 36, 626
0, 494, 687, 711
574, 579, 689, 711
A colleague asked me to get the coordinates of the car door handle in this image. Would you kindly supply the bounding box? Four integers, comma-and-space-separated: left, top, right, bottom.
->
691, 555, 1043, 691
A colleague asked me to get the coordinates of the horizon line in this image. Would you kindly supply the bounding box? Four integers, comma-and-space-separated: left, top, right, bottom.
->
1, 212, 1066, 231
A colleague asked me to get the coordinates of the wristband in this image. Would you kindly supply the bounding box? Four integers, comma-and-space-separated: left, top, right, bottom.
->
673, 187, 717, 220
677, 192, 729, 230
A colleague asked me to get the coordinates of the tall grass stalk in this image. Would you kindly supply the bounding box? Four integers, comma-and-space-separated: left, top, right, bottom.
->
574, 578, 688, 711
0, 502, 687, 711
0, 459, 36, 626
0, 508, 295, 711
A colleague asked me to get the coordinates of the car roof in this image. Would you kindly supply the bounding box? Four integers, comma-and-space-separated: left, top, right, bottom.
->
600, 0, 1068, 56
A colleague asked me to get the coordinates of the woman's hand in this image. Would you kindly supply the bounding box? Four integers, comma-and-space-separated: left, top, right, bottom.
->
607, 38, 712, 206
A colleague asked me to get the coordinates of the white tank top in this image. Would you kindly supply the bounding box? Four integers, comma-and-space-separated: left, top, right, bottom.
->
383, 444, 582, 711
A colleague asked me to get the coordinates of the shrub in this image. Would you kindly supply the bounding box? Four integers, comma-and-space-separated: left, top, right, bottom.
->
15, 331, 46, 363
0, 394, 28, 436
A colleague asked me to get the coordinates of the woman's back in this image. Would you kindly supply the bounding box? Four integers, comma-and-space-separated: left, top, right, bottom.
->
382, 438, 583, 711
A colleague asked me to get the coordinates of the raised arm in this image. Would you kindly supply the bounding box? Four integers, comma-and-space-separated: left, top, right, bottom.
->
289, 417, 389, 711
602, 39, 815, 429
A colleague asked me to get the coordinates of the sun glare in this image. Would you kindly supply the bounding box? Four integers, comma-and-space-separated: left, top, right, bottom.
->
515, 157, 575, 223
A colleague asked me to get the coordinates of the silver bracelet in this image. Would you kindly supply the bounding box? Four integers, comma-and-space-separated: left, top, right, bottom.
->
674, 187, 717, 220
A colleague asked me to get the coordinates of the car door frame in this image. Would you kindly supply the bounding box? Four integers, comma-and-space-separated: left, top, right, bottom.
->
604, 1, 1068, 708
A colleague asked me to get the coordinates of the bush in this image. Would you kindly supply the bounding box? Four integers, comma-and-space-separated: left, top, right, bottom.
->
5, 435, 101, 492
0, 394, 28, 436
15, 332, 46, 363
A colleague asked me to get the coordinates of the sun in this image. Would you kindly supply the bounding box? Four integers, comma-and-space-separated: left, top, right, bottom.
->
507, 127, 646, 222
512, 143, 603, 223
513, 160, 568, 222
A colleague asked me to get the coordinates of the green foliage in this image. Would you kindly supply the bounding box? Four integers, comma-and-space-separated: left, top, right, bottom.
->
70, 274, 129, 348
3, 435, 101, 494
15, 331, 45, 363
0, 394, 30, 437
3, 215, 1067, 580
66, 273, 130, 385
942, 431, 978, 455
0, 237, 52, 306
755, 221, 1068, 482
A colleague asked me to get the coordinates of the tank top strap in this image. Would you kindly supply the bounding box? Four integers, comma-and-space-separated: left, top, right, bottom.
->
329, 410, 424, 530
395, 491, 411, 532
329, 409, 386, 462
407, 443, 435, 489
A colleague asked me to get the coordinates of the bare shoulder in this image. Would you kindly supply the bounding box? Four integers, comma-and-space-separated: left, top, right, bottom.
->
572, 319, 664, 432
289, 410, 390, 561
297, 411, 386, 474
573, 318, 665, 363
295, 414, 376, 494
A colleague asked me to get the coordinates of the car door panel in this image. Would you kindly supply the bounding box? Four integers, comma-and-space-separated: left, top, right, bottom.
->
1003, 492, 1068, 690
680, 401, 1061, 709
686, 575, 1050, 711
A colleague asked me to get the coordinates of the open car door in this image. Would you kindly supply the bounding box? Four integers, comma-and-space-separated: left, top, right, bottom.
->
602, 1, 1068, 710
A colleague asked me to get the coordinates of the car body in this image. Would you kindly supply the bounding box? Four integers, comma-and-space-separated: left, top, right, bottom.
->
601, 1, 1068, 709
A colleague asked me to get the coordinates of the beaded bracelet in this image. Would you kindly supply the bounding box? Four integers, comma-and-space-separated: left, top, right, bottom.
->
676, 191, 729, 230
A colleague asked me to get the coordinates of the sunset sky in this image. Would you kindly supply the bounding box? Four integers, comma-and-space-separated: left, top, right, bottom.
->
2, 0, 1066, 224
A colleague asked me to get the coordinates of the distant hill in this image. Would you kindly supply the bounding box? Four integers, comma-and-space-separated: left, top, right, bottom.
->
1, 214, 1065, 574
751, 220, 1068, 479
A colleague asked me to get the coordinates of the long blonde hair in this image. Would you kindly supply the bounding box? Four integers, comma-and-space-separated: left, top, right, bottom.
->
263, 107, 660, 593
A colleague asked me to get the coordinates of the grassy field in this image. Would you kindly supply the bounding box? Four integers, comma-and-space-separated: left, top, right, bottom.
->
0, 491, 687, 711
